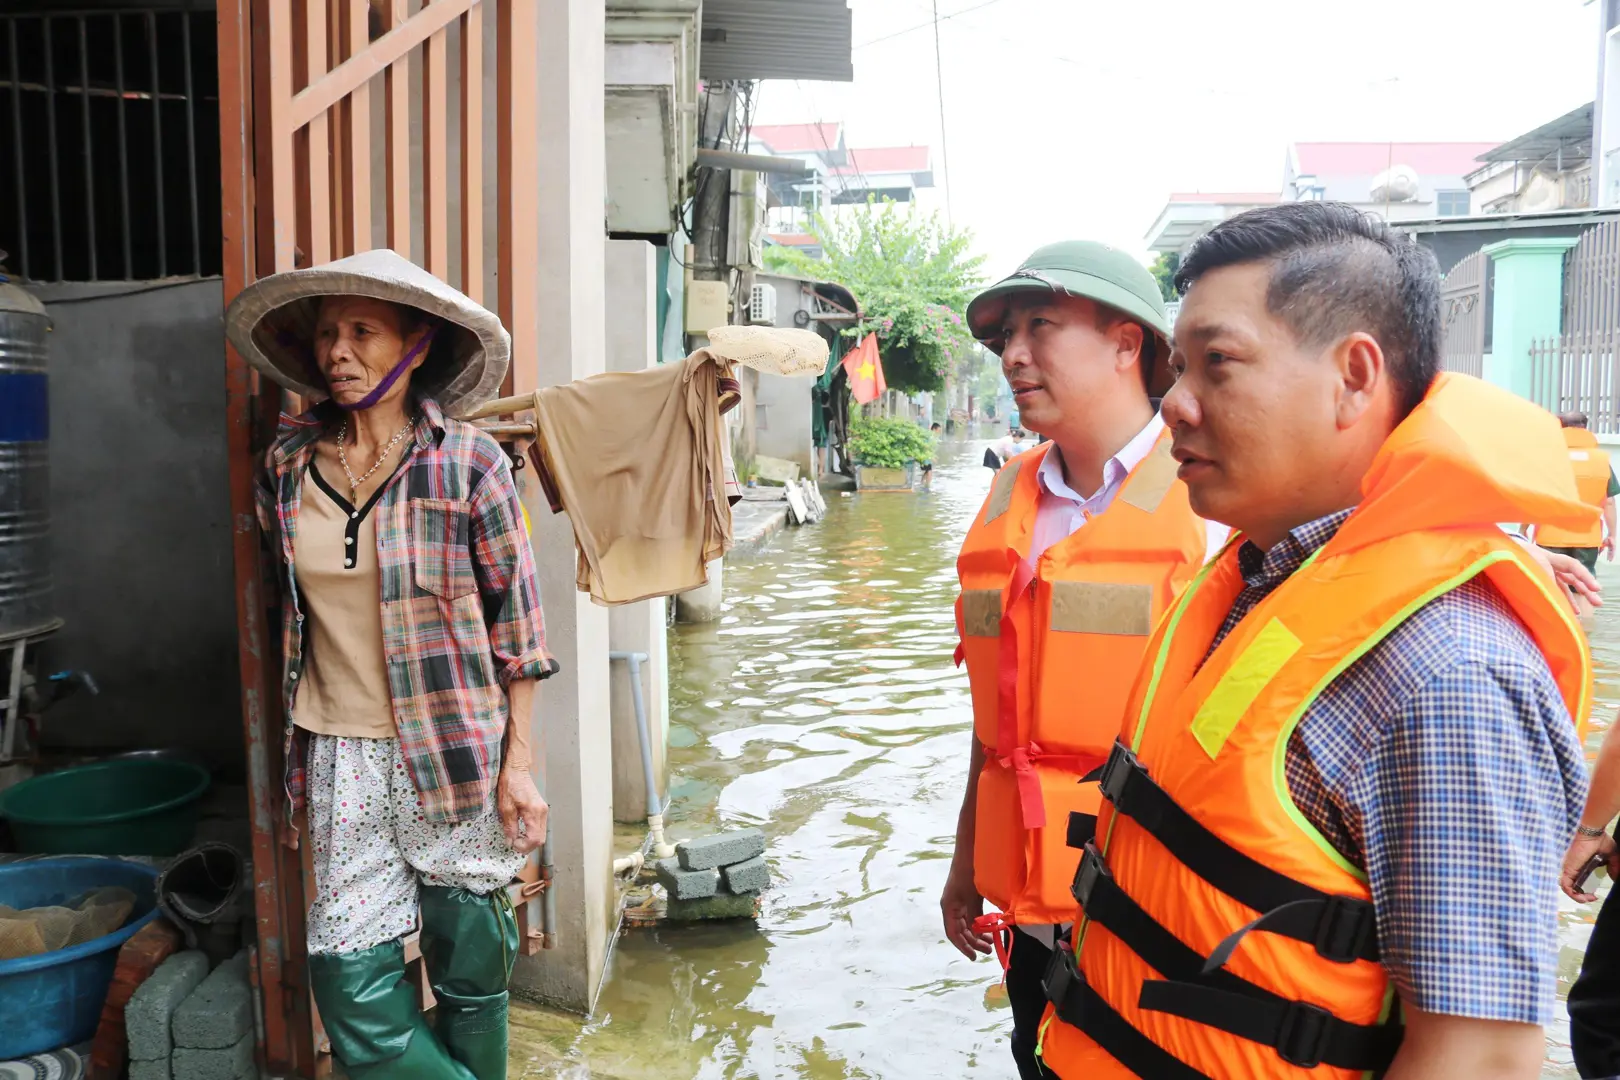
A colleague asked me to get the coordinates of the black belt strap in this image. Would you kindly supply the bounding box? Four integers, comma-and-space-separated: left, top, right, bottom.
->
1098, 740, 1379, 964
1071, 842, 1401, 1071
1138, 980, 1403, 1072
1072, 841, 1254, 996
1066, 812, 1097, 851
1042, 945, 1213, 1080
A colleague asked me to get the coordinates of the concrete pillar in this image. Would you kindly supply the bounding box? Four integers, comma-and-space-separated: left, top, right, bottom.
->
604, 239, 669, 823
676, 559, 724, 623
1482, 238, 1578, 401
508, 0, 613, 1015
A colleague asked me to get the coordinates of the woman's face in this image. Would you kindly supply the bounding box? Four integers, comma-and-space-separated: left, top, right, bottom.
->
312, 296, 430, 409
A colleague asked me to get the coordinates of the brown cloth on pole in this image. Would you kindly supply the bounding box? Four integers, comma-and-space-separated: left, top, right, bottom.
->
526, 352, 742, 606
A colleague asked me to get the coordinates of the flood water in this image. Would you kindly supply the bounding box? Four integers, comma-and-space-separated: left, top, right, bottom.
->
508, 433, 1620, 1080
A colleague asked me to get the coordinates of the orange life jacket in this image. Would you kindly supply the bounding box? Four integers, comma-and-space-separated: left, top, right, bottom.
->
955, 430, 1208, 925
1538, 426, 1612, 548
1037, 374, 1594, 1080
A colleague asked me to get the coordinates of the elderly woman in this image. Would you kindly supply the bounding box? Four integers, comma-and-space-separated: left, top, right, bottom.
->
226, 250, 555, 1080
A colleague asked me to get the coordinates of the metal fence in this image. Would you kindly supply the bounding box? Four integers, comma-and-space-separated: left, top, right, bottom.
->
0, 4, 220, 283
1440, 249, 1487, 378
1530, 220, 1620, 431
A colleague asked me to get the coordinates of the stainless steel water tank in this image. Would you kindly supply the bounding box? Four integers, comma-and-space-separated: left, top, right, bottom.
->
0, 280, 50, 638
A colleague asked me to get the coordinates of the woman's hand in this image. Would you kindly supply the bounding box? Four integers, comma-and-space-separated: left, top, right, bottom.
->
1522, 542, 1602, 612
498, 763, 548, 855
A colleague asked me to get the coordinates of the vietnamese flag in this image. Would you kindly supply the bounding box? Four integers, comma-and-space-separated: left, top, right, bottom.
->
841, 334, 887, 405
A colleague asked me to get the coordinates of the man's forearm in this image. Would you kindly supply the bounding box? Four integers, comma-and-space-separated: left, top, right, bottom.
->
1605, 498, 1616, 544
956, 736, 985, 855
506, 677, 537, 770
1582, 716, 1620, 830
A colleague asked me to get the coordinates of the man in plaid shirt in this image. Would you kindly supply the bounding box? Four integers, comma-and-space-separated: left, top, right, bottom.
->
229, 249, 554, 1080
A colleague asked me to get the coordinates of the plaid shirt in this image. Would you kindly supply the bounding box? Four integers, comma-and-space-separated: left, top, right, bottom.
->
1208, 511, 1588, 1024
256, 397, 556, 826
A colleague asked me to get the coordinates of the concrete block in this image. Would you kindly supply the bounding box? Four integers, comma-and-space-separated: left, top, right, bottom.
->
126, 950, 210, 1061
720, 855, 769, 895
92, 917, 184, 1079
172, 1031, 254, 1080
129, 1058, 172, 1080
172, 949, 252, 1049
666, 891, 760, 921
677, 828, 765, 871
655, 857, 719, 900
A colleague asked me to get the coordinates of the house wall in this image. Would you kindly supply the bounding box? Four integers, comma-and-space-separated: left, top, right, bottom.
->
25, 278, 243, 772
750, 272, 821, 477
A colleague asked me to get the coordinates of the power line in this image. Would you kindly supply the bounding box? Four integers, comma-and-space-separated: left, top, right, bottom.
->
931, 0, 954, 226
853, 0, 1008, 50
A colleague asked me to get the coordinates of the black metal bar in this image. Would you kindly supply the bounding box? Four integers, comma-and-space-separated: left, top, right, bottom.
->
114, 13, 131, 279
6, 18, 29, 280
42, 16, 62, 282
146, 9, 165, 278
181, 3, 199, 276
77, 15, 95, 280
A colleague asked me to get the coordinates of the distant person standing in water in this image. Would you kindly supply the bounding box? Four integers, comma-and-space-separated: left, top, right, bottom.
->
922, 422, 943, 491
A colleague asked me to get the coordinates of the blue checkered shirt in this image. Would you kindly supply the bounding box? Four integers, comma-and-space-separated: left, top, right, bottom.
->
1206, 510, 1589, 1024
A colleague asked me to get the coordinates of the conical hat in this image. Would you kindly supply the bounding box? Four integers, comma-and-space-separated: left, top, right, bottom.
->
223, 249, 510, 417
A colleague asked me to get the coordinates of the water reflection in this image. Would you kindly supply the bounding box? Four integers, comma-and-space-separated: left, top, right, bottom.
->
508, 434, 1615, 1079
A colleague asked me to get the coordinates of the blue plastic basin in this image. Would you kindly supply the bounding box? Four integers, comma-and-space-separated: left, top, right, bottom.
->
0, 858, 161, 1059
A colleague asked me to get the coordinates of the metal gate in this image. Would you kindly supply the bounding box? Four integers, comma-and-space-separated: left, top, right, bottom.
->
1530, 219, 1620, 431
1439, 249, 1486, 379
214, 2, 543, 1074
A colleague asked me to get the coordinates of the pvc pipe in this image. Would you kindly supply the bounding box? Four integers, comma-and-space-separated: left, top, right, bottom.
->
609, 650, 675, 858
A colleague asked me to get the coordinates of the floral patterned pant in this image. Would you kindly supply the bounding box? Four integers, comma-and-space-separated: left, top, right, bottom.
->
305, 734, 525, 955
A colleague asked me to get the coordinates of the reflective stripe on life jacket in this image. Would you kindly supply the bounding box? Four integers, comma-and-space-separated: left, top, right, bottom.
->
1539, 427, 1612, 548
1037, 374, 1594, 1080
955, 430, 1208, 926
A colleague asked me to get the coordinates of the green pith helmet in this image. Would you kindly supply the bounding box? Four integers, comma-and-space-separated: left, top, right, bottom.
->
966, 240, 1174, 395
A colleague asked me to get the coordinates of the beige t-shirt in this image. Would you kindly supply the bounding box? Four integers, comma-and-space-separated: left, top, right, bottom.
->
291, 462, 397, 739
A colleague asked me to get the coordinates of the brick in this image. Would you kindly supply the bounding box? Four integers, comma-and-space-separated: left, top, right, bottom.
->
665, 892, 760, 921
172, 1031, 254, 1080
129, 1059, 171, 1080
172, 949, 252, 1049
676, 828, 765, 872
126, 951, 210, 1062
655, 857, 719, 900
91, 918, 183, 1080
720, 855, 770, 895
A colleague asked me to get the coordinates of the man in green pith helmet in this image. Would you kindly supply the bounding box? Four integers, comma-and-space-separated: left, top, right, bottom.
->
941, 241, 1229, 1079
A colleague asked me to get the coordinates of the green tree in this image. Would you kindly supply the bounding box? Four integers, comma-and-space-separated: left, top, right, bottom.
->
765, 198, 986, 395
1149, 251, 1181, 302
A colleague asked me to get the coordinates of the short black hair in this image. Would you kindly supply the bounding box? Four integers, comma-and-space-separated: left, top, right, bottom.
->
1173, 202, 1441, 418
1560, 411, 1589, 429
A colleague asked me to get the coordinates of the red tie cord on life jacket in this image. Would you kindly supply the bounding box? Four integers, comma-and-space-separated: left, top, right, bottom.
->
972, 911, 1017, 977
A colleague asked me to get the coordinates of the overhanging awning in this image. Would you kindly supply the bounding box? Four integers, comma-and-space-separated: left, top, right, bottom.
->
699, 0, 853, 82
1479, 102, 1593, 165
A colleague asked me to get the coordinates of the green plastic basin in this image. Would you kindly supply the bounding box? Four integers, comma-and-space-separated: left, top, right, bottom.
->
0, 759, 211, 856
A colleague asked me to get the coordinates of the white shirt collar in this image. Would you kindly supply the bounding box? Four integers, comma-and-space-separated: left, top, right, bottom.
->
1037, 412, 1165, 505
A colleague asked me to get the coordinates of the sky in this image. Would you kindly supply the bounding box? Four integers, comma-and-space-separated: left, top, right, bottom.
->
752, 0, 1602, 278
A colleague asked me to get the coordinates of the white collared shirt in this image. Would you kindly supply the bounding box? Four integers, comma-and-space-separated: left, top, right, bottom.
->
1028, 413, 1230, 567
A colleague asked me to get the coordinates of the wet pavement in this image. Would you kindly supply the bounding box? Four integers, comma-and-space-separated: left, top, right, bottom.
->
507, 433, 1620, 1080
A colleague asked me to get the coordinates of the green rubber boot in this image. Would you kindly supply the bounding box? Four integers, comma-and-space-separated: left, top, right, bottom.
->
308, 940, 475, 1080
419, 885, 520, 1080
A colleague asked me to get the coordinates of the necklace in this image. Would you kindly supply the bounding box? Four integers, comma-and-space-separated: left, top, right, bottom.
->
337, 417, 414, 498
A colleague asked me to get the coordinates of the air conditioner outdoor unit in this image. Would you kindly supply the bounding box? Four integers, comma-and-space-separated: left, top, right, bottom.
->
749, 282, 778, 325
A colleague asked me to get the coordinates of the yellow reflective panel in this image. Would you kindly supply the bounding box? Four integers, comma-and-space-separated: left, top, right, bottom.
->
1191, 617, 1302, 759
